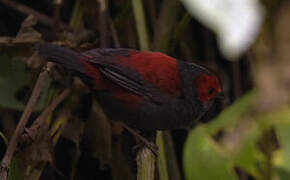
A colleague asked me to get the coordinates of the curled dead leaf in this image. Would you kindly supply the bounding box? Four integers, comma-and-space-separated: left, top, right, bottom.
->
0, 15, 41, 57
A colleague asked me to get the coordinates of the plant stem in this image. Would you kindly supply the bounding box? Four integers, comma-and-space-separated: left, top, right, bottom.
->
131, 0, 150, 51
0, 62, 54, 180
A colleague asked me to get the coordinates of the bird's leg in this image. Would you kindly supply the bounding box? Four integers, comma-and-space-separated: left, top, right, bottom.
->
121, 123, 158, 156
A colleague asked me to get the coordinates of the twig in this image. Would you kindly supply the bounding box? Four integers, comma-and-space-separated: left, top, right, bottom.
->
53, 0, 63, 33
98, 0, 108, 48
0, 62, 54, 180
0, 0, 69, 30
108, 17, 121, 48
152, 0, 180, 52
69, 0, 84, 29
232, 61, 242, 98
20, 88, 71, 147
147, 0, 157, 26
170, 13, 192, 53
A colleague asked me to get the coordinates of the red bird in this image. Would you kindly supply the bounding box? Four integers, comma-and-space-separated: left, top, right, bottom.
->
36, 43, 222, 130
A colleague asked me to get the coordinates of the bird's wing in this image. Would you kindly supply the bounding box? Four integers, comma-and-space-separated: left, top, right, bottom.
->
99, 66, 150, 97
83, 48, 182, 102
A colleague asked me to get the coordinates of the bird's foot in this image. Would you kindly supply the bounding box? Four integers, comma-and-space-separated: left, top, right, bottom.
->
122, 123, 159, 156
133, 141, 159, 156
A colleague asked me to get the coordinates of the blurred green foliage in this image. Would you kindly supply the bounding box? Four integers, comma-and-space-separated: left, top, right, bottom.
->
0, 56, 50, 111
0, 56, 30, 110
184, 90, 290, 180
8, 158, 22, 180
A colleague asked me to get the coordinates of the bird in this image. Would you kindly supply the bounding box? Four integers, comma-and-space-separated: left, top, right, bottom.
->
36, 43, 223, 131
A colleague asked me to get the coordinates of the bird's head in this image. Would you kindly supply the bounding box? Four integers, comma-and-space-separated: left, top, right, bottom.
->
194, 74, 223, 104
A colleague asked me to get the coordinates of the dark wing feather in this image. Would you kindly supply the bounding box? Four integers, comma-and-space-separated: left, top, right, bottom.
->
99, 67, 148, 97
84, 48, 132, 58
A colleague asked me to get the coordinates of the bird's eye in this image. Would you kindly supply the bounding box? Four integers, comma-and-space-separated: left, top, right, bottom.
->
208, 88, 215, 95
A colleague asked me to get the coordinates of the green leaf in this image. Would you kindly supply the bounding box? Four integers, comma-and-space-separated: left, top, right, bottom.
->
206, 90, 257, 134
252, 107, 290, 179
274, 115, 290, 174
275, 167, 290, 180
230, 122, 265, 179
0, 56, 30, 110
0, 56, 50, 110
184, 91, 266, 180
183, 126, 238, 180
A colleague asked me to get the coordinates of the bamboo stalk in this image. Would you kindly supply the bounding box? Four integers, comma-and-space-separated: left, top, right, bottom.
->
136, 147, 155, 180
131, 0, 150, 51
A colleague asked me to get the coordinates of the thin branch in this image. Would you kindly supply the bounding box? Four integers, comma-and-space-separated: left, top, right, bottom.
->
152, 0, 180, 53
232, 61, 242, 98
20, 88, 71, 147
0, 62, 54, 180
98, 0, 108, 48
170, 13, 192, 53
53, 0, 63, 33
109, 17, 121, 48
69, 0, 84, 29
0, 0, 69, 30
146, 0, 157, 26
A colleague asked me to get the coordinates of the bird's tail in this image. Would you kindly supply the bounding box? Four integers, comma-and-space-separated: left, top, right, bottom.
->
35, 43, 85, 73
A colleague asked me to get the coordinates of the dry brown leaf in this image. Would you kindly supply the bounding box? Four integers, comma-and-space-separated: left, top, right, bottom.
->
15, 15, 41, 43
61, 117, 84, 146
19, 127, 53, 165
0, 15, 41, 57
82, 101, 112, 166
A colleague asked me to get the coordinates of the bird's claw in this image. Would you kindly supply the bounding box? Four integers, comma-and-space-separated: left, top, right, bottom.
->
133, 141, 159, 156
